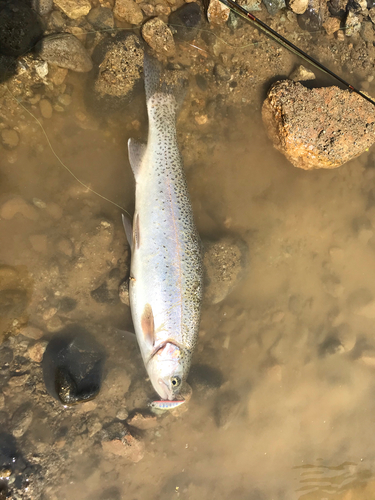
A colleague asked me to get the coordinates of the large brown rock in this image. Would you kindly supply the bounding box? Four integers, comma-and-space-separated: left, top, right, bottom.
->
262, 80, 375, 170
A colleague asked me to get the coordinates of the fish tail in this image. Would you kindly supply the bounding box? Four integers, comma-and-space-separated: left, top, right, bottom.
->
143, 52, 187, 115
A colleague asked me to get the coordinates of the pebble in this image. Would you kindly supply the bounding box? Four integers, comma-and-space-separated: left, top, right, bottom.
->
42, 307, 57, 321
116, 408, 129, 420
87, 6, 115, 30
262, 0, 286, 15
101, 423, 145, 462
35, 61, 48, 79
155, 4, 171, 15
207, 0, 230, 24
0, 196, 38, 220
297, 0, 324, 31
58, 94, 72, 106
36, 34, 93, 72
369, 7, 375, 23
323, 17, 341, 35
0, 393, 4, 409
20, 325, 44, 340
140, 3, 155, 15
262, 80, 375, 170
214, 63, 231, 82
8, 374, 30, 387
39, 99, 53, 119
11, 405, 33, 438
46, 316, 64, 332
168, 3, 203, 41
289, 0, 308, 14
114, 0, 144, 24
345, 10, 361, 36
203, 236, 247, 305
289, 64, 315, 81
49, 66, 68, 86
31, 0, 53, 15
27, 342, 48, 363
53, 0, 91, 19
1, 129, 19, 150
141, 18, 176, 55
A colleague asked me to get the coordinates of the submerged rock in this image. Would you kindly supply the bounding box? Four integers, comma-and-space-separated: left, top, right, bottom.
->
289, 64, 315, 81
262, 0, 286, 15
53, 0, 91, 19
0, 0, 43, 57
322, 16, 341, 34
36, 34, 93, 72
86, 32, 144, 114
345, 9, 361, 36
114, 0, 144, 24
288, 0, 308, 14
142, 18, 175, 55
203, 236, 248, 305
262, 80, 375, 170
101, 421, 145, 462
297, 0, 326, 31
87, 6, 115, 30
169, 3, 203, 41
31, 0, 53, 16
207, 0, 230, 24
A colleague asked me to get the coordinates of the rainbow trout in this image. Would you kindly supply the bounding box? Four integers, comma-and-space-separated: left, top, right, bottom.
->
123, 56, 203, 401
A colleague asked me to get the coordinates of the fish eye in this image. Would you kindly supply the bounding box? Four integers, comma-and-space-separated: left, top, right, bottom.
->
171, 376, 181, 388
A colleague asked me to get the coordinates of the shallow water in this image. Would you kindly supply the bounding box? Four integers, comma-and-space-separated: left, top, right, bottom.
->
1, 23, 375, 500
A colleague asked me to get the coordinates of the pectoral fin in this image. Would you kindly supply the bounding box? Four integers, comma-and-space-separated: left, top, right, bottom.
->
141, 303, 155, 347
128, 138, 146, 180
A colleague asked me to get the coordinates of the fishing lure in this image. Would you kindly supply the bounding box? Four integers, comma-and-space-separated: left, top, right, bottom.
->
149, 400, 186, 410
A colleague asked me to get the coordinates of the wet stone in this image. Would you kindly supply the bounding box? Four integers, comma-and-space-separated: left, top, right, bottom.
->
42, 327, 105, 406
289, 64, 315, 81
0, 0, 43, 57
39, 98, 53, 118
31, 0, 53, 16
11, 405, 33, 438
27, 342, 47, 363
53, 0, 91, 19
0, 129, 19, 150
214, 63, 231, 82
203, 236, 248, 305
101, 422, 145, 462
169, 3, 203, 41
297, 0, 325, 31
140, 3, 155, 15
207, 0, 230, 24
262, 0, 286, 15
87, 7, 115, 30
0, 346, 13, 365
114, 0, 144, 24
0, 196, 38, 221
142, 18, 176, 56
262, 80, 375, 170
345, 9, 361, 36
87, 32, 144, 114
323, 16, 341, 34
36, 34, 93, 73
288, 0, 308, 14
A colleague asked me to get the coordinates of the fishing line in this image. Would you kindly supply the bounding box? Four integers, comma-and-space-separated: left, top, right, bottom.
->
218, 0, 375, 106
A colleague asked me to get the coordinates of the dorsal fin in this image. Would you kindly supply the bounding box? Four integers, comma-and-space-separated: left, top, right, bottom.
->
128, 138, 146, 179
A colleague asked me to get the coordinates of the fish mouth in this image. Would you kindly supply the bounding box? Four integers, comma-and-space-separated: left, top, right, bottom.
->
157, 378, 173, 401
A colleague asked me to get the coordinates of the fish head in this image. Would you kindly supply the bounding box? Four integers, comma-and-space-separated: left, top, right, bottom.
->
147, 342, 186, 400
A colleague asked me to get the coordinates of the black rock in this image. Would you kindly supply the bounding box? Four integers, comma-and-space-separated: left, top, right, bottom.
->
297, 0, 324, 31
0, 0, 43, 57
0, 54, 17, 83
0, 346, 13, 365
42, 326, 105, 406
188, 364, 224, 398
169, 3, 203, 41
196, 74, 208, 91
328, 0, 348, 18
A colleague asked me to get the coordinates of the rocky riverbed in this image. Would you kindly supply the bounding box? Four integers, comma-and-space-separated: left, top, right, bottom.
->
1, 0, 375, 499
